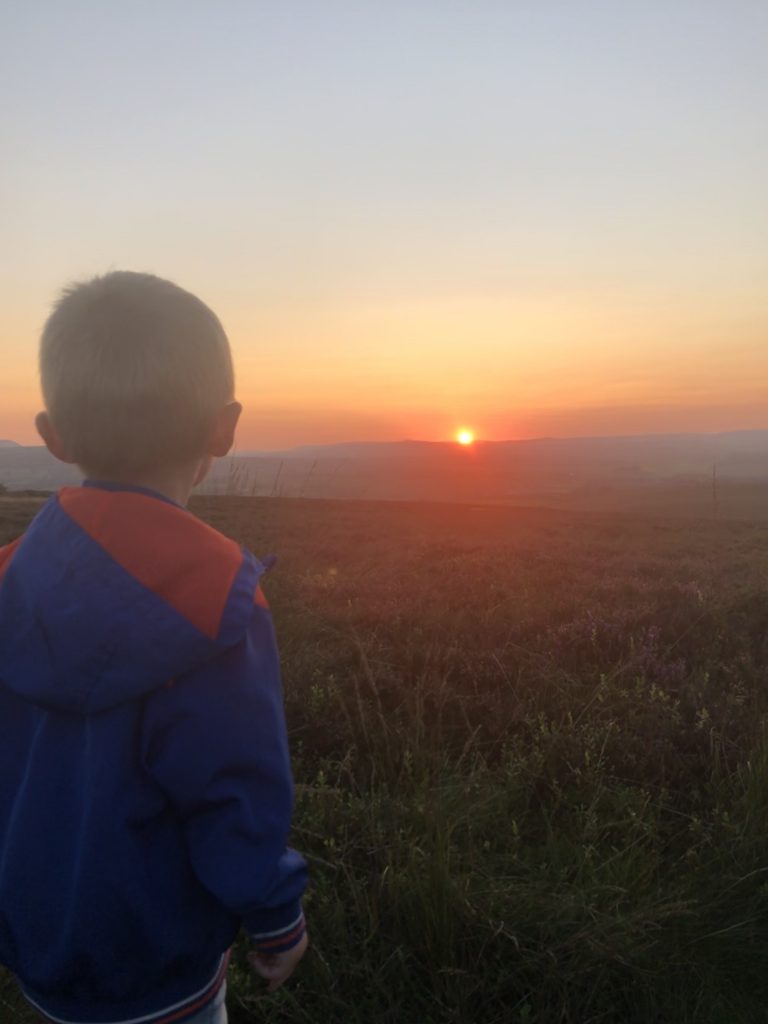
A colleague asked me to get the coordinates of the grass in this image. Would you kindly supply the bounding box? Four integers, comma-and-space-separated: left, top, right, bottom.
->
4, 494, 768, 1021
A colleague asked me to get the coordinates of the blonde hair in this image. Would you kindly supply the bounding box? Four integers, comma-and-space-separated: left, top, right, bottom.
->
39, 271, 234, 477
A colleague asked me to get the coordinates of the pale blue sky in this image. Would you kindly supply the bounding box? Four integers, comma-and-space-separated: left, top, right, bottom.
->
2, 1, 767, 446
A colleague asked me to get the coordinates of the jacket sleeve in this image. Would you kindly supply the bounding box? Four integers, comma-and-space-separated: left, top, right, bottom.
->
140, 603, 308, 953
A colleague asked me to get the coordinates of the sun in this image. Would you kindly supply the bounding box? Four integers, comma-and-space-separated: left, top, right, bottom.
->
456, 429, 474, 446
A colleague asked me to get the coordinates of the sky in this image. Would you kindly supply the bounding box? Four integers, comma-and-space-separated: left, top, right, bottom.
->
2, 1, 767, 449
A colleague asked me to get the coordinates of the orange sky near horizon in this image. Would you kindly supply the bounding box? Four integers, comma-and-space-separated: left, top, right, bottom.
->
2, 3, 767, 450
6, 285, 768, 450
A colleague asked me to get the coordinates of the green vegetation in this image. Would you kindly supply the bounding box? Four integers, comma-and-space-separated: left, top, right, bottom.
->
4, 495, 768, 1022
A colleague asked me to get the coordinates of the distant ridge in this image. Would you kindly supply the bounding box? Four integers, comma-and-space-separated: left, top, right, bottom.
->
4, 431, 768, 501
233, 429, 768, 459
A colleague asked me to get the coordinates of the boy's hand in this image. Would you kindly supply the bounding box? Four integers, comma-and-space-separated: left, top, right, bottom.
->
247, 930, 309, 992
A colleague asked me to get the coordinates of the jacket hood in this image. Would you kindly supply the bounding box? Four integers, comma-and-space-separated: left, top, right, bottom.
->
0, 482, 268, 714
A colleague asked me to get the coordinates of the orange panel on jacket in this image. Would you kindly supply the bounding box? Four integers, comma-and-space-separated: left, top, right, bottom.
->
58, 488, 244, 639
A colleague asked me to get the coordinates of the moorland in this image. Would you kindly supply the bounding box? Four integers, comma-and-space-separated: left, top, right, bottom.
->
3, 492, 768, 1023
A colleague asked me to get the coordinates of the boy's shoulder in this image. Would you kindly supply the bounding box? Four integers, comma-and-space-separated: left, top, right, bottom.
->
63, 485, 243, 630
2, 487, 269, 647
57, 485, 261, 640
1, 487, 273, 715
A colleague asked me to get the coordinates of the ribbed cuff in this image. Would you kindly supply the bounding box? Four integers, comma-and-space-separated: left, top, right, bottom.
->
248, 907, 306, 954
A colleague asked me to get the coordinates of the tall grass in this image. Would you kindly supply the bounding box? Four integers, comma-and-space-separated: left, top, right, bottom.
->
4, 497, 768, 1022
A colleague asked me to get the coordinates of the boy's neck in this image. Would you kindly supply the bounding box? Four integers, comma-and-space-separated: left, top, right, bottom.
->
84, 457, 211, 509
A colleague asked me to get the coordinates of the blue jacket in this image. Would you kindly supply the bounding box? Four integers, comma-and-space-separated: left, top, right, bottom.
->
0, 480, 308, 1024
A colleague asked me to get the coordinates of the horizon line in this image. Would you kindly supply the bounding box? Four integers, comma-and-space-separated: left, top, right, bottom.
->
7, 426, 768, 453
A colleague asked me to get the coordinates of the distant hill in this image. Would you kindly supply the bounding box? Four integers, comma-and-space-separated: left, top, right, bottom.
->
0, 440, 20, 448
208, 431, 768, 508
3, 432, 768, 514
235, 431, 768, 463
0, 445, 80, 490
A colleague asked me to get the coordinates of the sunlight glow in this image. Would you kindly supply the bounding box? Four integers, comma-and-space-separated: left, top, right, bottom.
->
457, 429, 474, 446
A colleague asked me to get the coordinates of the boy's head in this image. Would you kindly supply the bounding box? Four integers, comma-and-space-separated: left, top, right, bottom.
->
36, 271, 241, 482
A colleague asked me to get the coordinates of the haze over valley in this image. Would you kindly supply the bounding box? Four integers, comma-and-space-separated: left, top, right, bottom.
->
4, 431, 768, 518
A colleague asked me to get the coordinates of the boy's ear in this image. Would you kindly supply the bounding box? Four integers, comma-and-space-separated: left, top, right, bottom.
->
35, 411, 77, 464
207, 401, 242, 457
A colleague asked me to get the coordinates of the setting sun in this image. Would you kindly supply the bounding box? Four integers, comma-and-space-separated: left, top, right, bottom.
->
457, 429, 474, 446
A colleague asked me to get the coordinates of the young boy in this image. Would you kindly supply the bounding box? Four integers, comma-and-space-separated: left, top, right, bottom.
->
0, 271, 308, 1023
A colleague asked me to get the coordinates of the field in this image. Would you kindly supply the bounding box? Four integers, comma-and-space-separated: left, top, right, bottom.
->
4, 493, 768, 1022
